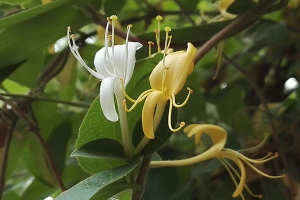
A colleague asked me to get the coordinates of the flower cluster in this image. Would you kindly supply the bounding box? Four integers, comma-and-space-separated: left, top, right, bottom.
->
68, 14, 284, 200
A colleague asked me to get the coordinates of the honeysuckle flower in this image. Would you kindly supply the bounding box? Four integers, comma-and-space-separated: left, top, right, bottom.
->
150, 124, 285, 199
121, 27, 197, 139
67, 15, 142, 122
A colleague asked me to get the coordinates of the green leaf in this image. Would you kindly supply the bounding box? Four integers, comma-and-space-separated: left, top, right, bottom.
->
104, 0, 127, 16
0, 61, 25, 83
55, 162, 138, 200
0, 0, 90, 69
72, 138, 127, 160
90, 181, 139, 200
0, 0, 33, 5
47, 120, 73, 175
138, 21, 232, 45
8, 51, 45, 88
0, 0, 71, 29
22, 133, 56, 186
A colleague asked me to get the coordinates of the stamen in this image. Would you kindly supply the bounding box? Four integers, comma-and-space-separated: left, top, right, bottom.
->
172, 87, 193, 108
219, 158, 246, 200
110, 15, 118, 69
168, 99, 185, 132
123, 90, 153, 112
221, 158, 263, 199
103, 22, 115, 77
148, 41, 154, 57
66, 27, 105, 80
234, 154, 285, 179
163, 26, 171, 67
166, 36, 172, 52
155, 15, 163, 52
223, 149, 279, 164
124, 24, 132, 82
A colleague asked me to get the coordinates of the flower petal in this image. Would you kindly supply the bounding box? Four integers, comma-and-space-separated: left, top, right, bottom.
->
142, 91, 165, 139
100, 77, 118, 122
94, 47, 115, 78
113, 42, 142, 85
150, 43, 197, 96
94, 42, 142, 85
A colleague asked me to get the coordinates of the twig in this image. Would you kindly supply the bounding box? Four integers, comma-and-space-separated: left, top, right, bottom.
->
194, 0, 277, 63
0, 116, 17, 200
0, 96, 66, 191
0, 93, 89, 108
131, 155, 152, 200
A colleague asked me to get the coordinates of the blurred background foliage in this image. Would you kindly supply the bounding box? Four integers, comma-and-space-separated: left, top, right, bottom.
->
0, 0, 300, 199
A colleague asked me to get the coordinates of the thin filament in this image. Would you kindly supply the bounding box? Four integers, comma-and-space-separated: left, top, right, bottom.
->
67, 28, 104, 80
172, 87, 193, 108
219, 158, 246, 200
168, 99, 185, 132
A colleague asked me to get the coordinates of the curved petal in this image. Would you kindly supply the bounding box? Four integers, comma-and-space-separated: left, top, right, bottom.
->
124, 42, 143, 85
112, 42, 142, 85
100, 77, 118, 122
94, 42, 142, 85
142, 91, 165, 139
150, 43, 197, 96
94, 47, 115, 78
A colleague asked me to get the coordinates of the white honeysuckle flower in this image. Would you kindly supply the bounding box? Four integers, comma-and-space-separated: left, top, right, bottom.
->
67, 15, 142, 122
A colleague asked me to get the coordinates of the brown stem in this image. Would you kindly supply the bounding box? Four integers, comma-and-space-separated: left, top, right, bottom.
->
0, 93, 89, 108
131, 155, 152, 200
0, 118, 17, 200
194, 0, 277, 63
0, 96, 66, 191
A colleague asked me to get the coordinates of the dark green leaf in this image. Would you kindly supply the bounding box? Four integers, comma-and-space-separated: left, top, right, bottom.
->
0, 61, 26, 83
104, 0, 126, 16
0, 0, 33, 5
0, 0, 71, 28
0, 0, 90, 69
72, 138, 127, 160
55, 162, 138, 200
47, 120, 73, 175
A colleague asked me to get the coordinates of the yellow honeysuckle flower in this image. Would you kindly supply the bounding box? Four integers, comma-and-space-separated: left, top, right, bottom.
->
150, 124, 285, 199
121, 27, 197, 139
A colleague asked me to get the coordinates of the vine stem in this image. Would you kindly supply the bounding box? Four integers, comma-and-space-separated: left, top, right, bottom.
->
194, 0, 277, 63
0, 96, 66, 191
0, 118, 17, 200
131, 155, 152, 200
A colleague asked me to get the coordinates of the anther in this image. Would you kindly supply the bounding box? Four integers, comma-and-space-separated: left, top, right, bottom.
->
274, 152, 279, 157
110, 15, 118, 21
187, 87, 193, 93
70, 34, 76, 40
127, 24, 132, 29
120, 78, 124, 83
164, 26, 171, 32
156, 15, 163, 21
67, 26, 71, 32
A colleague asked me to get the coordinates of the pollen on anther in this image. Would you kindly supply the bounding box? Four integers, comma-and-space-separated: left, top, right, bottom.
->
110, 15, 118, 20
164, 26, 171, 32
127, 24, 132, 29
156, 15, 163, 21
70, 34, 76, 39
